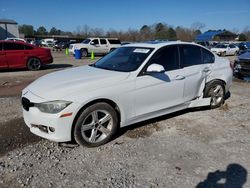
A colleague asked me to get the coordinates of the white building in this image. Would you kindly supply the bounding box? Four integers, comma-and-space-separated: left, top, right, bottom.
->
0, 19, 19, 40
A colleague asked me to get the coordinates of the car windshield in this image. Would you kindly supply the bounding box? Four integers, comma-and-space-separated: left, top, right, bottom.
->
81, 39, 91, 44
93, 47, 154, 72
215, 44, 227, 48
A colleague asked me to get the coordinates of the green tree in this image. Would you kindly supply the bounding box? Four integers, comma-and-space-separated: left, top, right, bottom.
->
155, 23, 168, 40
49, 27, 58, 35
238, 33, 247, 41
167, 27, 177, 40
36, 26, 48, 35
18, 24, 34, 36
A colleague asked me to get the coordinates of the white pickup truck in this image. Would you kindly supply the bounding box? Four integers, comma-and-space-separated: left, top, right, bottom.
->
69, 38, 121, 57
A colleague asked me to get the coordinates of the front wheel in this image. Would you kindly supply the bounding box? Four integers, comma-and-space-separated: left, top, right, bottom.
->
81, 49, 88, 57
74, 103, 118, 147
221, 51, 226, 56
204, 81, 225, 109
27, 57, 41, 71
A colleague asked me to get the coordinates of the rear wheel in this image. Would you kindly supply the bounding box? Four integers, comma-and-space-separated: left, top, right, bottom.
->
204, 81, 225, 109
27, 57, 41, 71
74, 103, 118, 147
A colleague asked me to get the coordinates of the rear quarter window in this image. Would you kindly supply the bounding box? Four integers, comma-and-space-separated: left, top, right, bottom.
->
202, 48, 215, 64
180, 45, 202, 67
4, 43, 25, 50
108, 39, 121, 44
25, 45, 34, 50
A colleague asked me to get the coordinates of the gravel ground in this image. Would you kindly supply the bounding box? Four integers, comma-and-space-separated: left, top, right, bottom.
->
0, 52, 249, 187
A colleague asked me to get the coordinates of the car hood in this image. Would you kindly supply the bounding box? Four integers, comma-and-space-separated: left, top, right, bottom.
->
26, 65, 130, 100
239, 51, 250, 60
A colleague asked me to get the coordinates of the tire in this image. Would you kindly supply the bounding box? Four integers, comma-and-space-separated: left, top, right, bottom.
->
204, 80, 225, 109
74, 102, 118, 147
27, 57, 41, 71
221, 51, 226, 57
109, 48, 115, 53
81, 49, 88, 57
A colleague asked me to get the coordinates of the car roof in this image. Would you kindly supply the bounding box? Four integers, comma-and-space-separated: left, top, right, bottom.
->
124, 41, 204, 49
0, 40, 36, 47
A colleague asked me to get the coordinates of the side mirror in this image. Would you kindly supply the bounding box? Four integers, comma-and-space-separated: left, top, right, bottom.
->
146, 64, 165, 73
90, 42, 95, 45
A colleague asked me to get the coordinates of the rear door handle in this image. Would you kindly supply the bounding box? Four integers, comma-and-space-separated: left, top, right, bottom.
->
175, 75, 185, 80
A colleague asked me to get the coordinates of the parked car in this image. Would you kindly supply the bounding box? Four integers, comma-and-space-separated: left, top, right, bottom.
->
22, 41, 232, 147
5, 37, 26, 43
237, 42, 250, 54
234, 49, 250, 78
196, 41, 212, 49
53, 41, 76, 51
69, 38, 121, 57
211, 43, 239, 56
0, 40, 53, 70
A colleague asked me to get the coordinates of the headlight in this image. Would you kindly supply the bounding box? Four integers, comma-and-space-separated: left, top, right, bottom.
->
34, 100, 72, 114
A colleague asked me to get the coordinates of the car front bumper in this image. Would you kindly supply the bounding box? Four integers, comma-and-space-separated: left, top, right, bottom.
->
22, 90, 79, 142
234, 60, 250, 77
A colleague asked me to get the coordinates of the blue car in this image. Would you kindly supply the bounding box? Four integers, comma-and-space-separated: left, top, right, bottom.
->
234, 49, 250, 78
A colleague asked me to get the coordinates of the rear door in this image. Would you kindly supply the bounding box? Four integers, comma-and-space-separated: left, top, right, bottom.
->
229, 44, 237, 55
99, 39, 109, 54
0, 42, 8, 69
180, 44, 212, 101
4, 42, 26, 68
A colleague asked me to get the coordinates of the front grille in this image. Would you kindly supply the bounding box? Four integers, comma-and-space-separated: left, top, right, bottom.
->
239, 60, 250, 69
21, 97, 34, 111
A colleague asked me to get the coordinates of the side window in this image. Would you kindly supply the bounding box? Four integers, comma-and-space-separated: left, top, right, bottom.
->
180, 45, 202, 67
92, 39, 99, 45
202, 49, 215, 64
25, 45, 34, 50
108, 39, 121, 44
229, 44, 235, 48
149, 45, 179, 71
4, 43, 25, 50
100, 39, 107, 44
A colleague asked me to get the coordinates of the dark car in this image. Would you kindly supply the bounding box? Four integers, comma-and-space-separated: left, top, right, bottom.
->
234, 49, 250, 78
0, 40, 53, 71
53, 41, 77, 51
237, 42, 250, 53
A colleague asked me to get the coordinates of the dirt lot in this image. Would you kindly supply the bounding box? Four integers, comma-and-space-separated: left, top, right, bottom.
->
0, 52, 250, 187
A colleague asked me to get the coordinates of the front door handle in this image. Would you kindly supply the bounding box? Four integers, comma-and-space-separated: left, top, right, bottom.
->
175, 75, 185, 80
203, 67, 211, 73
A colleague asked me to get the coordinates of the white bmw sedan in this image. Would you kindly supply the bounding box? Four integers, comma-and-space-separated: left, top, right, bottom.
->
22, 41, 233, 147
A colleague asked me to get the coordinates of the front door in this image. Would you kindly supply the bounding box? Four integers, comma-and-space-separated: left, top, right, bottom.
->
89, 39, 102, 54
134, 45, 185, 116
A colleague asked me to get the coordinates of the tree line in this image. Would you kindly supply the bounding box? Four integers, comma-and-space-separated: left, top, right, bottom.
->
18, 22, 250, 42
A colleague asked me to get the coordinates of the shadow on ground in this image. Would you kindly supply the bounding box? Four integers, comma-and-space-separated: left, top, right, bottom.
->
196, 163, 248, 188
116, 107, 210, 139
0, 64, 72, 73
0, 118, 41, 157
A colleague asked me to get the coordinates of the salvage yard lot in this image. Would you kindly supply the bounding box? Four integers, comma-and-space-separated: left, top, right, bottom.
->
0, 52, 249, 187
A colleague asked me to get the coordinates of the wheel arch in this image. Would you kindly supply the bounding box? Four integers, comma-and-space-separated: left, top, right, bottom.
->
80, 48, 88, 53
204, 79, 226, 93
71, 98, 121, 141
